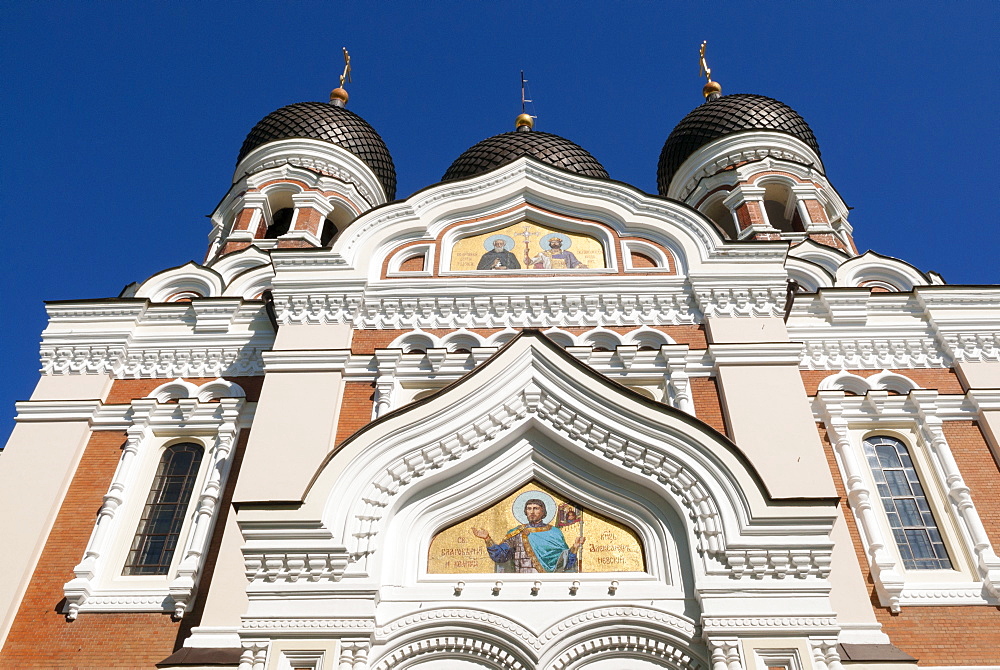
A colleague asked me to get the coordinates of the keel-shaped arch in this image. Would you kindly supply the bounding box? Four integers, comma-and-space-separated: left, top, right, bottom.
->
276, 331, 837, 588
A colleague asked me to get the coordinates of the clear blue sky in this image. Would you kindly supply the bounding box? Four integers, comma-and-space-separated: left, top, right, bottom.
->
2, 3, 998, 440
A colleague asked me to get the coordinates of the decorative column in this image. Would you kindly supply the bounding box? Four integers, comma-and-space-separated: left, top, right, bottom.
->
372, 350, 403, 419
909, 390, 1000, 597
279, 191, 334, 248
810, 638, 843, 670
724, 186, 779, 241
708, 638, 742, 670
238, 642, 268, 670
338, 639, 371, 670
815, 390, 905, 611
662, 345, 694, 416
220, 193, 268, 256
64, 399, 156, 620
169, 397, 245, 617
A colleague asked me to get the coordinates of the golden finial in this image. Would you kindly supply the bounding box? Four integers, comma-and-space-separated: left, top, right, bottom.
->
699, 40, 722, 100
516, 70, 535, 131
339, 47, 352, 88
330, 47, 351, 107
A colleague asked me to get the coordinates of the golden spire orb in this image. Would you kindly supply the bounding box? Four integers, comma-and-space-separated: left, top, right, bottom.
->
699, 40, 722, 100
330, 47, 351, 107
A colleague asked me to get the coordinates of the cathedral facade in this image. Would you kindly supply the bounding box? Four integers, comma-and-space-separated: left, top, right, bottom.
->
1, 74, 999, 670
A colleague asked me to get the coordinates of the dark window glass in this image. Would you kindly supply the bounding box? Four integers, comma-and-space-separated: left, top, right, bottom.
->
863, 435, 952, 570
123, 443, 203, 575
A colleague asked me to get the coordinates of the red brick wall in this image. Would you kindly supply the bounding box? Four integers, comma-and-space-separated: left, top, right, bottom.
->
398, 254, 425, 272
818, 426, 1000, 664
690, 377, 728, 438
630, 251, 657, 268
799, 369, 964, 396
801, 199, 829, 225
104, 377, 263, 405
944, 421, 1000, 545
291, 207, 323, 238
734, 201, 764, 231
335, 381, 375, 446
0, 391, 255, 668
349, 326, 707, 354
0, 432, 182, 668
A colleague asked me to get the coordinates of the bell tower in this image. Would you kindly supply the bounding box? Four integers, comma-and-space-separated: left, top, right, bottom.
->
205, 49, 396, 261
657, 42, 856, 253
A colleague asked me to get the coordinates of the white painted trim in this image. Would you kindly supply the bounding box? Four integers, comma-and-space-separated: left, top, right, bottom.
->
62, 379, 247, 619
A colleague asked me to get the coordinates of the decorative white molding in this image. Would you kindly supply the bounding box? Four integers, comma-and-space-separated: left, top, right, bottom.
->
235, 139, 386, 207
709, 343, 805, 367
376, 609, 535, 646
701, 616, 838, 634
798, 337, 946, 370
307, 336, 836, 583
692, 285, 786, 319
372, 635, 524, 670
672, 132, 825, 197
277, 290, 700, 328
261, 350, 351, 373
41, 343, 267, 377
242, 618, 375, 633
721, 549, 831, 580
243, 548, 351, 584
63, 380, 245, 620
549, 634, 704, 670
814, 389, 1000, 610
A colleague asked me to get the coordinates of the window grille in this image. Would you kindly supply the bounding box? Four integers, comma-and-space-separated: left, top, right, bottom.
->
863, 435, 952, 569
123, 443, 204, 575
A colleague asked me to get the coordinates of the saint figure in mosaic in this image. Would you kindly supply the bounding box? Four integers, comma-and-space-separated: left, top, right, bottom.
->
470, 491, 585, 573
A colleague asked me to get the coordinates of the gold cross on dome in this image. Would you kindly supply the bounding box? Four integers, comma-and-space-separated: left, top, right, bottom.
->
699, 40, 712, 83
340, 47, 352, 88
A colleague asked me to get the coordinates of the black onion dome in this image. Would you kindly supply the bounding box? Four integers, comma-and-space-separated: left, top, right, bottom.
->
443, 131, 609, 181
237, 101, 396, 200
657, 94, 821, 195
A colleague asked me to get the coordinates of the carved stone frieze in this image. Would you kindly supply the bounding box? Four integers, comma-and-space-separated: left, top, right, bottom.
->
41, 344, 266, 377
692, 286, 785, 319
242, 618, 375, 632
800, 337, 945, 370
243, 550, 351, 584
721, 549, 832, 580
275, 292, 699, 329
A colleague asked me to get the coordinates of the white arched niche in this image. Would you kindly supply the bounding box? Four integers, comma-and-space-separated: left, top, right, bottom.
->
379, 423, 693, 598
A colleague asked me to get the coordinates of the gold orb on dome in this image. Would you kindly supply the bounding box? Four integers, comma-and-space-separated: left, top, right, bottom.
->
329, 87, 350, 105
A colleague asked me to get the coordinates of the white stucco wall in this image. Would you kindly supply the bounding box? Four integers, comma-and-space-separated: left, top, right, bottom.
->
0, 374, 112, 647
234, 370, 345, 503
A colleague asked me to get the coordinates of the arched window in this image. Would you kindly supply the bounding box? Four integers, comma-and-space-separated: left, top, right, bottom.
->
123, 443, 204, 575
863, 435, 952, 570
762, 182, 804, 233
264, 208, 294, 239
701, 196, 738, 238
320, 218, 338, 246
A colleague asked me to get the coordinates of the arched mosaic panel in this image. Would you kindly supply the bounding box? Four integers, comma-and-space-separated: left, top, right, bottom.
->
451, 221, 607, 272
429, 482, 645, 574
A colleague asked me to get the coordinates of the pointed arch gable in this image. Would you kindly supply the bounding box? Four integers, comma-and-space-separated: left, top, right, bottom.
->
237, 332, 836, 592
329, 157, 788, 281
